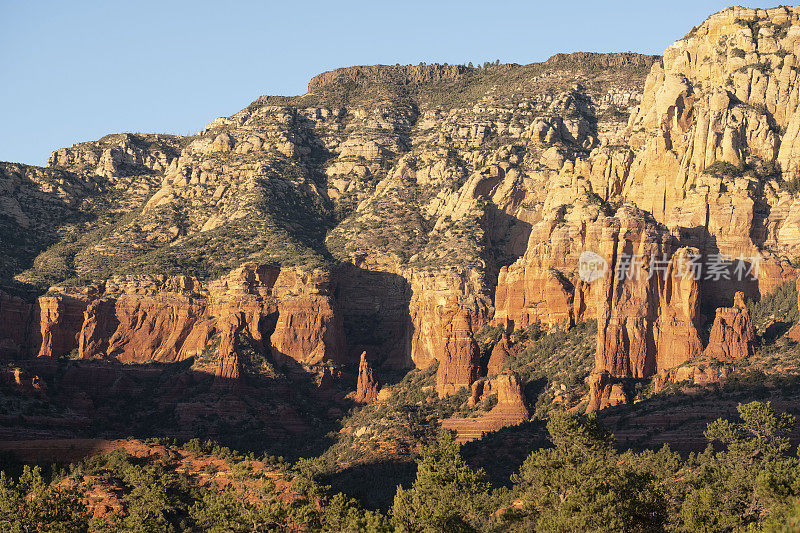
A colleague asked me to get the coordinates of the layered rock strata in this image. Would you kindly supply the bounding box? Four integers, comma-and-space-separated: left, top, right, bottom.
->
5, 7, 800, 417
25, 265, 346, 385
442, 371, 530, 443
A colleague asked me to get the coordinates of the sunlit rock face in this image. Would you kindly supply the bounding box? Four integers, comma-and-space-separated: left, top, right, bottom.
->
6, 7, 800, 417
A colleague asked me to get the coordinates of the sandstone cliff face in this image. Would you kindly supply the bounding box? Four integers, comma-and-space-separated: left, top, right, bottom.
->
0, 291, 32, 360
500, 201, 705, 386
47, 133, 181, 179
434, 297, 482, 397
0, 161, 97, 296
627, 8, 794, 197
654, 364, 731, 392
489, 8, 800, 414
622, 7, 800, 301
334, 261, 413, 369
212, 311, 244, 388
20, 265, 347, 386
35, 296, 88, 359
6, 8, 800, 421
4, 49, 656, 398
77, 297, 207, 362
594, 215, 704, 378
307, 64, 472, 94
586, 370, 629, 413
269, 268, 345, 365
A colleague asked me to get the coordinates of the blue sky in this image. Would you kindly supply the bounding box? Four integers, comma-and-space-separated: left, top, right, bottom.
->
0, 1, 770, 165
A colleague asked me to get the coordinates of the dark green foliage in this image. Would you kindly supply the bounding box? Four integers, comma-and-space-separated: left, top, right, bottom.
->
0, 465, 89, 532
784, 175, 800, 195
702, 161, 744, 178
748, 281, 800, 331
773, 20, 792, 40
318, 364, 488, 473
679, 401, 800, 531
509, 321, 544, 345
701, 159, 784, 186
1, 402, 799, 531
391, 431, 494, 532
188, 488, 287, 532
501, 402, 800, 532
506, 412, 668, 532
474, 323, 505, 360
506, 320, 597, 416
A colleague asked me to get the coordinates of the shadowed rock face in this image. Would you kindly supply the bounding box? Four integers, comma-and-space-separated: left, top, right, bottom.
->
0, 291, 33, 360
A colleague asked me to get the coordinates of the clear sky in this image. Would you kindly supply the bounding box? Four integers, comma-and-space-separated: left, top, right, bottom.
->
0, 1, 773, 166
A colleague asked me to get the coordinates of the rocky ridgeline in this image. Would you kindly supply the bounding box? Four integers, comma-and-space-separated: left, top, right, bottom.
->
544, 52, 659, 69
306, 63, 472, 93
3, 6, 800, 422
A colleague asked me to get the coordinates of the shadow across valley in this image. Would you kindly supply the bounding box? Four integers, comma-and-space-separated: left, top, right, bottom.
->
324, 460, 418, 512
0, 355, 360, 463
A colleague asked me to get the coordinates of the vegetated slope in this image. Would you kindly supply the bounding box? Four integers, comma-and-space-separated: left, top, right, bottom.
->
3, 52, 655, 294
3, 402, 800, 532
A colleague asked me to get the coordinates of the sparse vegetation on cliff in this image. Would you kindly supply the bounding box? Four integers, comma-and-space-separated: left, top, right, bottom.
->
7, 5, 800, 531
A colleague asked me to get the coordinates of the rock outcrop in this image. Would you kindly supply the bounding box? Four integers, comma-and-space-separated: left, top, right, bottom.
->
269, 269, 345, 366
212, 311, 244, 388
0, 291, 32, 360
593, 208, 703, 378
77, 297, 208, 363
621, 6, 800, 304
7, 7, 800, 426
353, 352, 379, 403
35, 296, 88, 359
434, 298, 482, 397
17, 265, 346, 387
654, 363, 731, 392
487, 334, 514, 376
704, 291, 757, 360
441, 371, 530, 443
585, 370, 629, 413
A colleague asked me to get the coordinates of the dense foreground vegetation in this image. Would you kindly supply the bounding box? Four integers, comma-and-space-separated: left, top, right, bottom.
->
1, 401, 799, 532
